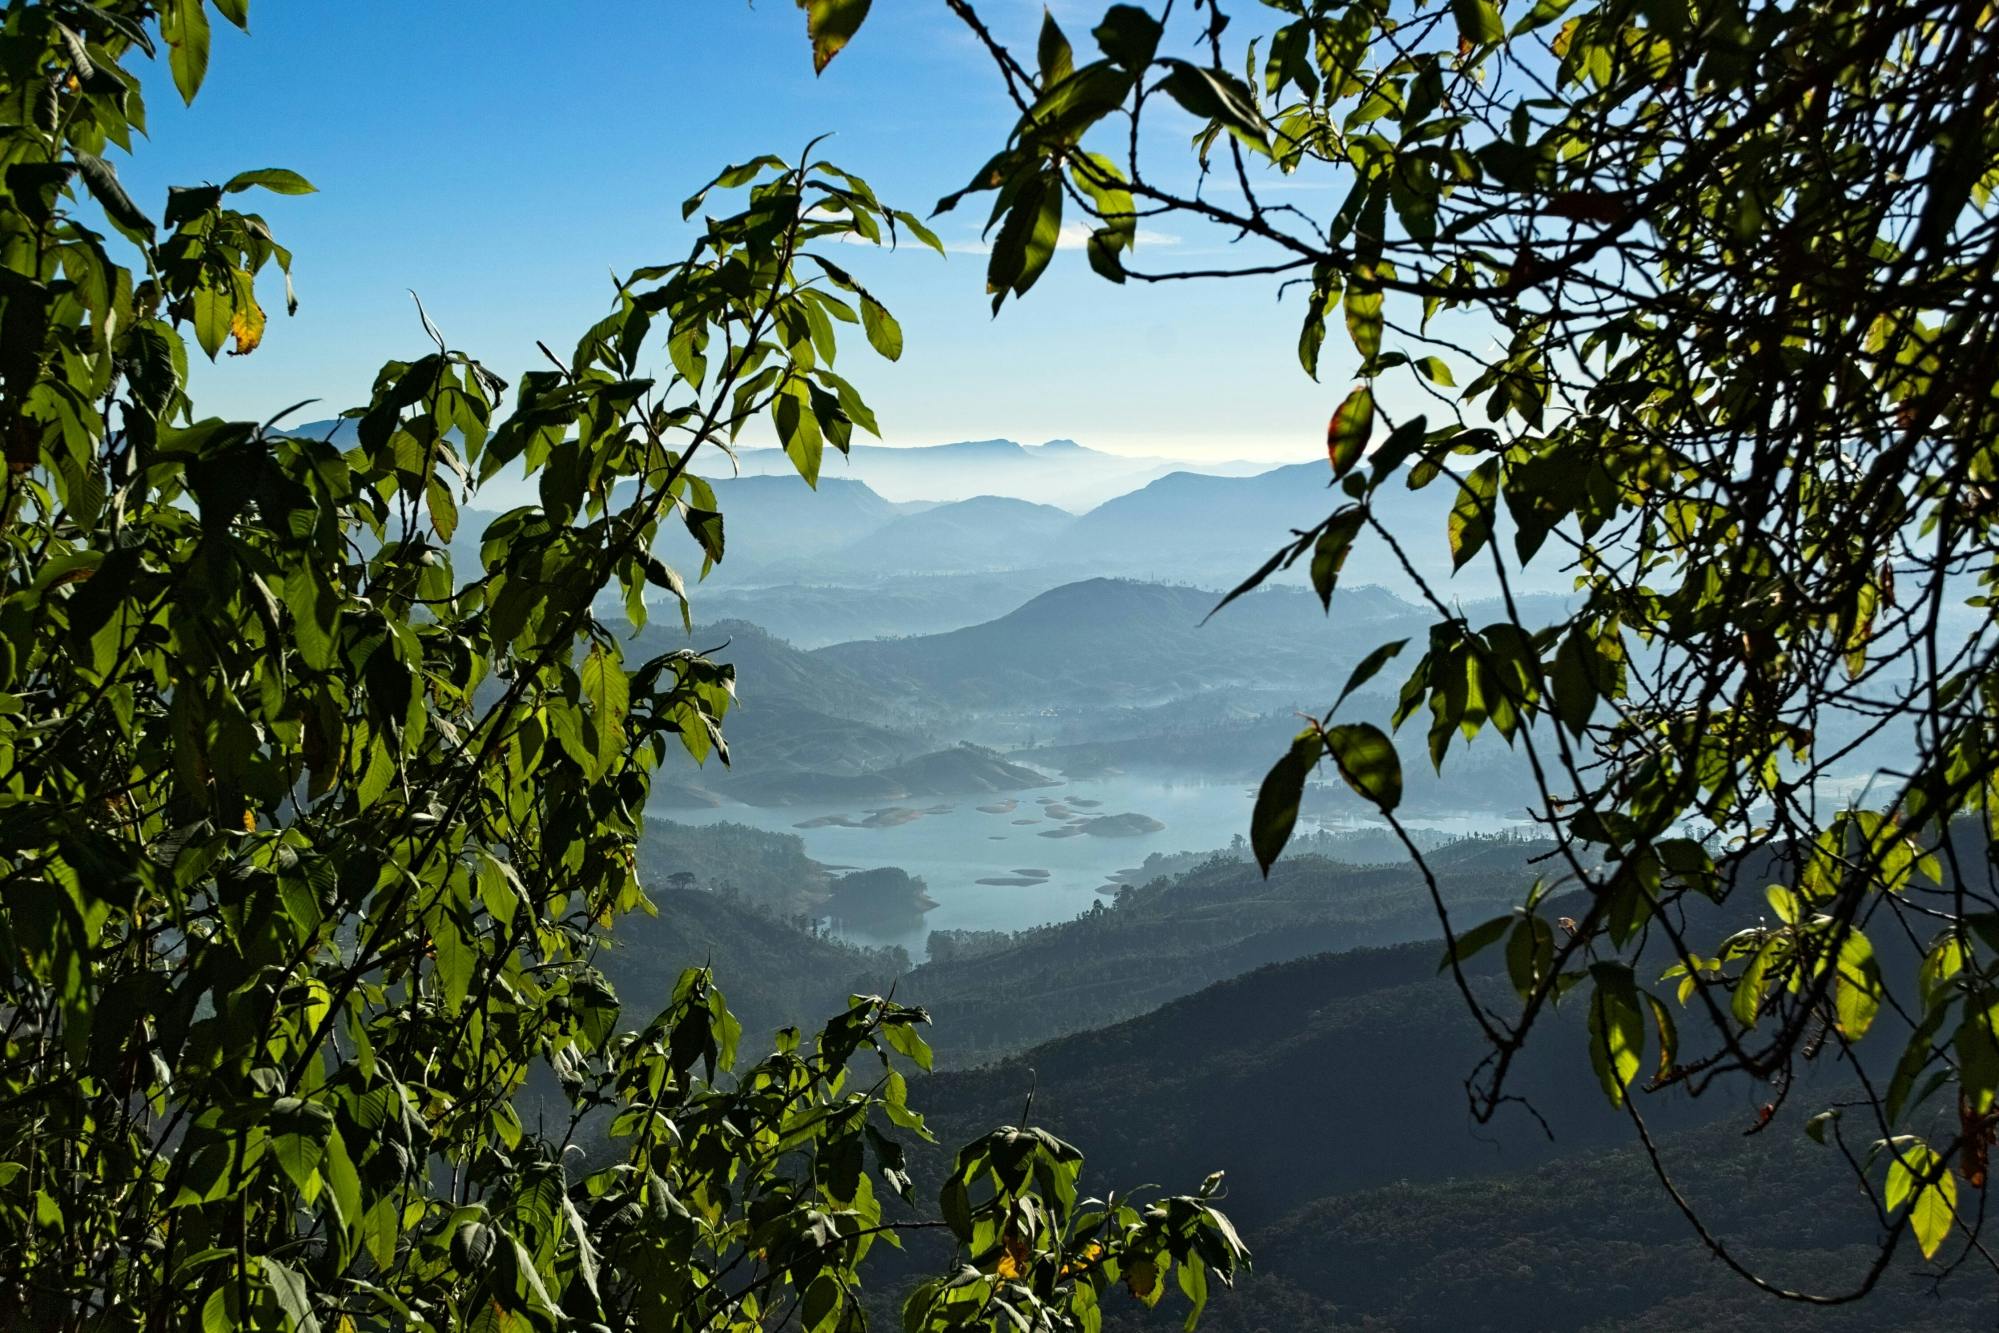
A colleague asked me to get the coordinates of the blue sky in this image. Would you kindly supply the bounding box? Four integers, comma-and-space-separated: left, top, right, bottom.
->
127, 1, 1349, 462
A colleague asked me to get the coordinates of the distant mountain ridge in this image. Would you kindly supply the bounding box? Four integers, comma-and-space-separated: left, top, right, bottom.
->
674, 457, 1494, 605
724, 437, 1269, 508
295, 413, 1519, 636
822, 495, 1074, 575
812, 576, 1420, 711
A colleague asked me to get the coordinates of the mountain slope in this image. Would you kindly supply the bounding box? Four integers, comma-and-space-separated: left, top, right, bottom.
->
653, 473, 914, 582
1091, 1114, 1986, 1332
824, 496, 1076, 574
899, 843, 1547, 1063
895, 936, 1972, 1329
813, 577, 1421, 710
1057, 458, 1546, 596
596, 887, 907, 1041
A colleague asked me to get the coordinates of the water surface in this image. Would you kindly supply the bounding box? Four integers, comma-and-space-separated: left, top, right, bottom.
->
663, 772, 1524, 952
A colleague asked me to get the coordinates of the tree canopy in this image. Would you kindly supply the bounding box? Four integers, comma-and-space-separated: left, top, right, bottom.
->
812, 0, 1999, 1297
0, 3, 1243, 1328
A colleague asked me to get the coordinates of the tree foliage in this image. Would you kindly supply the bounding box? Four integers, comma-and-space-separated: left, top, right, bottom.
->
0, 3, 1243, 1327
819, 0, 1999, 1299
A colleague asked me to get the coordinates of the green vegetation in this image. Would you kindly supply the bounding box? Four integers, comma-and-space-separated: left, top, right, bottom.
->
823, 0, 1999, 1293
0, 6, 1241, 1328
823, 866, 939, 932
638, 817, 831, 912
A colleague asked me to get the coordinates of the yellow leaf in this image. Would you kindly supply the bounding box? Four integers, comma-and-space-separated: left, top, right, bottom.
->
229, 296, 266, 356
997, 1229, 1030, 1280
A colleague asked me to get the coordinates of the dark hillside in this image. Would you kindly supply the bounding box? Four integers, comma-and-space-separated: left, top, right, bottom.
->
900, 845, 1549, 1062
889, 938, 1970, 1330
595, 886, 904, 1047
1090, 1114, 1988, 1331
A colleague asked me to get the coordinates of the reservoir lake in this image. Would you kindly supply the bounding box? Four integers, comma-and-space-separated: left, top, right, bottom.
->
661, 771, 1527, 953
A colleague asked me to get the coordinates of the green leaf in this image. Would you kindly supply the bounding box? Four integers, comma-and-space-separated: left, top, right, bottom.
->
1309, 507, 1368, 609
224, 168, 319, 196
1506, 916, 1552, 999
259, 1258, 317, 1333
1251, 731, 1321, 874
1885, 1140, 1956, 1260
191, 279, 232, 360
682, 154, 787, 219
160, 0, 211, 103
1439, 914, 1511, 972
1587, 962, 1645, 1106
1370, 415, 1428, 480
1093, 5, 1162, 70
1550, 629, 1599, 737
74, 153, 154, 240
1039, 9, 1075, 85
322, 1129, 363, 1234
1413, 355, 1456, 387
881, 1018, 933, 1071
200, 1285, 235, 1333
988, 173, 1064, 306
582, 642, 629, 770
1344, 277, 1383, 361
860, 294, 903, 361
1452, 0, 1508, 44
1325, 722, 1400, 811
1645, 992, 1678, 1082
1155, 61, 1270, 153
776, 382, 825, 485
683, 505, 725, 570
452, 1218, 497, 1272
1833, 928, 1882, 1039
270, 1131, 324, 1199
430, 905, 475, 1012
890, 208, 945, 255
1447, 457, 1499, 570
798, 0, 873, 73
1326, 386, 1374, 477
1334, 638, 1408, 710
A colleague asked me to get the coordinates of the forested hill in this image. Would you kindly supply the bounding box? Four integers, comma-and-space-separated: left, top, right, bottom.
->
897, 843, 1547, 1063
896, 940, 1968, 1330
592, 886, 905, 1047
910, 939, 1682, 1224
1098, 1116, 1987, 1332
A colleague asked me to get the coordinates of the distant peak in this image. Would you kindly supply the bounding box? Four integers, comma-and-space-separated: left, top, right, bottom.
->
921, 438, 1026, 455
1030, 438, 1092, 452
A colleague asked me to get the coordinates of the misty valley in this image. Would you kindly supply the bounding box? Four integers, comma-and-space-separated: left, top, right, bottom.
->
552, 442, 1979, 1329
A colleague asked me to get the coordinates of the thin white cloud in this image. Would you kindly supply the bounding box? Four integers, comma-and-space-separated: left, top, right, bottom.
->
946, 220, 1181, 255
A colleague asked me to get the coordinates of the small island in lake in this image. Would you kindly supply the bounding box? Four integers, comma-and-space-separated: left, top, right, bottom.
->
821, 867, 935, 930
1077, 812, 1166, 837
